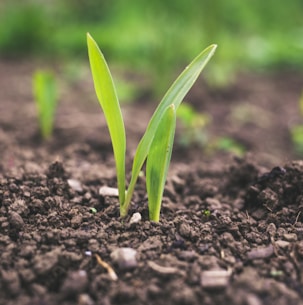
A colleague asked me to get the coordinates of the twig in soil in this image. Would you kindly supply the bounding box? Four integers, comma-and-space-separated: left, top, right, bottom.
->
94, 253, 118, 281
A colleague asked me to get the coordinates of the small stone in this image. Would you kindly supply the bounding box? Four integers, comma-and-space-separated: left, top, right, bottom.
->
129, 212, 142, 225
99, 186, 119, 197
68, 179, 83, 192
110, 248, 137, 269
201, 269, 231, 289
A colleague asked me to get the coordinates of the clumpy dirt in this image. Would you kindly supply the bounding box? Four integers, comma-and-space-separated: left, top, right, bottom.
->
1, 60, 303, 305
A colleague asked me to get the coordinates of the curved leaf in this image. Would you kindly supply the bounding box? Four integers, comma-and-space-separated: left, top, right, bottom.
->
146, 104, 176, 221
87, 33, 126, 205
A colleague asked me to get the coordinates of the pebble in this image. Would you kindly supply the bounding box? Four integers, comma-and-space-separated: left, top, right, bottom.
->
68, 179, 83, 192
200, 269, 231, 289
110, 248, 137, 269
129, 212, 142, 225
99, 186, 119, 197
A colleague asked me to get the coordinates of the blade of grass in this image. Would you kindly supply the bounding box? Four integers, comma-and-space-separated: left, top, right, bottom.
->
123, 44, 217, 213
87, 33, 126, 206
146, 104, 176, 222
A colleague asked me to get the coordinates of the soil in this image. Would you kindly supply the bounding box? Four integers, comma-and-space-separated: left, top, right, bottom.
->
1, 60, 303, 305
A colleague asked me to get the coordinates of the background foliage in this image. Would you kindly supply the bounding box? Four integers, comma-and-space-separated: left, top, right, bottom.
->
1, 0, 303, 89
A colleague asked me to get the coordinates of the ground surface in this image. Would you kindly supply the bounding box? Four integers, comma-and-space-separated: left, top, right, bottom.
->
1, 60, 303, 305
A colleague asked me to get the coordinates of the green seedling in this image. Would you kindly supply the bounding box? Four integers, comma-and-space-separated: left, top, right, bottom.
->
291, 90, 303, 154
202, 209, 211, 217
89, 207, 97, 214
87, 33, 216, 221
33, 70, 58, 139
213, 136, 245, 156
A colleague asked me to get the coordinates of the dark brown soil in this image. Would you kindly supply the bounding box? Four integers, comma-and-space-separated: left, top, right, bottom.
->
1, 60, 303, 305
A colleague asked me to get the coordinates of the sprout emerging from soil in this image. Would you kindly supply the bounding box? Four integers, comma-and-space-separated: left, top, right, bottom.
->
33, 70, 58, 140
87, 33, 216, 221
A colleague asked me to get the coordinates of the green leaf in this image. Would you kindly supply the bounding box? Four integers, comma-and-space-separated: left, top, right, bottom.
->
87, 33, 126, 206
299, 90, 303, 116
146, 104, 176, 221
124, 44, 217, 212
33, 70, 57, 139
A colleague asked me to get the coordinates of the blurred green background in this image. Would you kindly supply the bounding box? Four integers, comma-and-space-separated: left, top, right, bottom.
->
1, 0, 303, 90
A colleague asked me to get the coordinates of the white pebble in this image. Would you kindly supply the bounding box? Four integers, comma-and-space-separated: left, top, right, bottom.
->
99, 186, 119, 197
67, 179, 83, 192
201, 269, 231, 289
129, 212, 142, 224
110, 248, 137, 269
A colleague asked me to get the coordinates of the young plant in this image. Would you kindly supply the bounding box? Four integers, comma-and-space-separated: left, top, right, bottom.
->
291, 90, 303, 154
33, 70, 58, 140
87, 33, 216, 221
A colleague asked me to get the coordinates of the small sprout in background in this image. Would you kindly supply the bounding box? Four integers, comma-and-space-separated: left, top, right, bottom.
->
33, 70, 58, 140
270, 269, 284, 277
299, 90, 303, 115
89, 207, 97, 214
291, 90, 303, 155
87, 33, 217, 221
213, 136, 245, 156
202, 209, 211, 217
176, 103, 211, 147
176, 103, 245, 156
291, 125, 303, 154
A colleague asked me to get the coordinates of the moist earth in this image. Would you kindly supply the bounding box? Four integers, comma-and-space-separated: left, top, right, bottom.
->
0, 60, 303, 305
